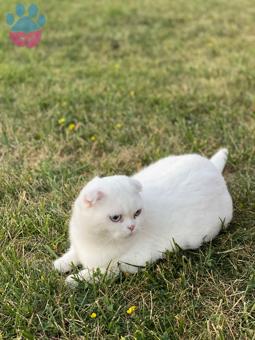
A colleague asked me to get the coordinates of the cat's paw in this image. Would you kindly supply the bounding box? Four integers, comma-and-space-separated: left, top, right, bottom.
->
118, 261, 142, 274
65, 274, 79, 288
53, 258, 71, 273
65, 269, 92, 287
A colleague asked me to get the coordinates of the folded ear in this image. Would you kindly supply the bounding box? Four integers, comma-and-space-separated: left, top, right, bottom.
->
130, 178, 142, 193
83, 189, 105, 208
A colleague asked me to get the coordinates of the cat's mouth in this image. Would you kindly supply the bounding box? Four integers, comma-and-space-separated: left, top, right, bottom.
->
128, 229, 137, 237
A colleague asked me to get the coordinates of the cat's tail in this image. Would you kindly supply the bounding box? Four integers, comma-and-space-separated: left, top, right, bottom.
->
210, 148, 229, 173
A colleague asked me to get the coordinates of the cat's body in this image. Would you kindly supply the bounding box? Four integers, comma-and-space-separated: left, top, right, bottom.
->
54, 149, 233, 285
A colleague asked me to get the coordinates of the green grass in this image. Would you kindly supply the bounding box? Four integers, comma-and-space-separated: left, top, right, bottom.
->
1, 0, 255, 338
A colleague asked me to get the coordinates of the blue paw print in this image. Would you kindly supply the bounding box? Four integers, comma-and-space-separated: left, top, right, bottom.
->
6, 3, 46, 33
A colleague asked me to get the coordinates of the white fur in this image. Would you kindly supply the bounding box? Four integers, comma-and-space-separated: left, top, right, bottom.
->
54, 149, 233, 286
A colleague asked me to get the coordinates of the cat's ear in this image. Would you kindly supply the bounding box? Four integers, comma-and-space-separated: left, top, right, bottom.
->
83, 189, 105, 208
130, 178, 142, 193
83, 176, 105, 208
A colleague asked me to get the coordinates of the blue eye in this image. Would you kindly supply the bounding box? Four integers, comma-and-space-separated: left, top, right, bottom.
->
110, 215, 122, 222
134, 209, 142, 218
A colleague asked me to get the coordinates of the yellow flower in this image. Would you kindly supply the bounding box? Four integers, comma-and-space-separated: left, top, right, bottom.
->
68, 123, 76, 131
90, 312, 97, 319
90, 135, 96, 142
129, 91, 135, 97
126, 305, 137, 315
58, 117, 66, 125
115, 123, 123, 129
61, 101, 68, 107
114, 63, 120, 70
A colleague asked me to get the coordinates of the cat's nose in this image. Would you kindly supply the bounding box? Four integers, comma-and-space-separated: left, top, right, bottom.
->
128, 224, 135, 232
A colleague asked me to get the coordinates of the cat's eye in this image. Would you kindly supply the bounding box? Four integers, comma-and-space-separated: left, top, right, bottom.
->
134, 209, 142, 218
109, 214, 122, 223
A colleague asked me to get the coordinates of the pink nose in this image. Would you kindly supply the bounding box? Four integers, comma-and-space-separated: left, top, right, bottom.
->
128, 224, 135, 232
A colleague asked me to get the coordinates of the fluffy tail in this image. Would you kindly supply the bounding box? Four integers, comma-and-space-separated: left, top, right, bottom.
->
210, 148, 229, 173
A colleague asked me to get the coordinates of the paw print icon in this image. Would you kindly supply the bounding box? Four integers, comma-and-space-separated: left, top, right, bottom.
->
6, 4, 46, 48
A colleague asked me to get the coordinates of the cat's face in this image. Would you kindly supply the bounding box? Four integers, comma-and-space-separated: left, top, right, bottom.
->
76, 175, 144, 240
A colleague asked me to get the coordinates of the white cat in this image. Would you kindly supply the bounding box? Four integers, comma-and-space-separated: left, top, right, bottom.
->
54, 148, 233, 286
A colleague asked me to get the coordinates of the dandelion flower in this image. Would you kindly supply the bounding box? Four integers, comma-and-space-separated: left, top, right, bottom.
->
90, 135, 96, 142
68, 123, 76, 131
129, 91, 135, 97
114, 63, 120, 70
126, 305, 137, 315
115, 123, 123, 129
58, 117, 66, 125
90, 312, 97, 319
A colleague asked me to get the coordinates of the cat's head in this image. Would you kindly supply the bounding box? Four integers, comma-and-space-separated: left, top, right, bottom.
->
75, 175, 144, 240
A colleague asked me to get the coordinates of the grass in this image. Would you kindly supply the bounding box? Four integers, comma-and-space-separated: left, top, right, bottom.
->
0, 0, 255, 338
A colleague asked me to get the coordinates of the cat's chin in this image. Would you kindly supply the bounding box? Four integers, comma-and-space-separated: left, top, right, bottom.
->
111, 230, 137, 241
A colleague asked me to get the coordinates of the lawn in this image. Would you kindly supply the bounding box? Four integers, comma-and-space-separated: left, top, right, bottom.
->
0, 0, 255, 338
